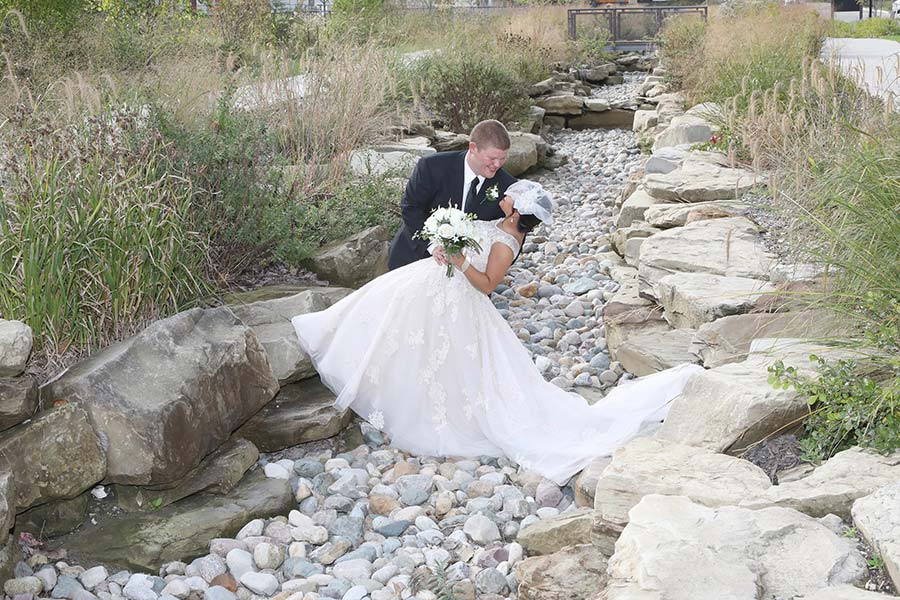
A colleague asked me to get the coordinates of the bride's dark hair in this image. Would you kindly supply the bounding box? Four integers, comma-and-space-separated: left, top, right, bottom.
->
511, 213, 541, 264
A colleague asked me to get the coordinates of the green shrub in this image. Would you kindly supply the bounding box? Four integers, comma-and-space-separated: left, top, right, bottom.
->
769, 354, 899, 461
0, 106, 210, 356
409, 44, 536, 132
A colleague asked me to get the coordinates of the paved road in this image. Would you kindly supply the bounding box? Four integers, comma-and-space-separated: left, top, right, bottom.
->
822, 37, 900, 109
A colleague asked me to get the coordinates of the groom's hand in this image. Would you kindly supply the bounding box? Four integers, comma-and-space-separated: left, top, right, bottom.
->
433, 247, 449, 266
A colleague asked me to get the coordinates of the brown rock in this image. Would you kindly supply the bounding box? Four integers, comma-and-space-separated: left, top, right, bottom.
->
516, 283, 539, 298
210, 573, 238, 592
368, 494, 400, 516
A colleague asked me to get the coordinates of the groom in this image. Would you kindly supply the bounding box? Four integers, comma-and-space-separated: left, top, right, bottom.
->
387, 120, 518, 270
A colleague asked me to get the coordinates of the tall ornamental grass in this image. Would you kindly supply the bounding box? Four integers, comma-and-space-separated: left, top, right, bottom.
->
0, 107, 210, 363
661, 6, 899, 460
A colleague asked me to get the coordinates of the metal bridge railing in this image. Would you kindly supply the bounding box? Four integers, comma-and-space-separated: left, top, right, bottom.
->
567, 5, 708, 48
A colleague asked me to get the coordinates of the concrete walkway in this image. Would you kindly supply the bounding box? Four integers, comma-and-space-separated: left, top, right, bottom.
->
822, 37, 900, 109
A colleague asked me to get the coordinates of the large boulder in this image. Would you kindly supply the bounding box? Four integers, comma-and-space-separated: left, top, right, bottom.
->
309, 226, 391, 289
851, 482, 900, 590
569, 109, 635, 130
113, 438, 259, 512
515, 544, 608, 600
657, 341, 859, 454
592, 437, 771, 553
0, 376, 38, 432
657, 272, 777, 329
0, 403, 105, 510
651, 114, 718, 151
43, 307, 278, 486
573, 456, 611, 508
643, 159, 760, 203
608, 223, 660, 257
615, 328, 698, 376
372, 136, 434, 157
230, 288, 350, 384
0, 320, 32, 377
603, 495, 867, 599
504, 132, 542, 177
690, 310, 840, 367
234, 378, 352, 452
517, 508, 594, 556
64, 470, 293, 571
601, 279, 670, 360
638, 217, 776, 300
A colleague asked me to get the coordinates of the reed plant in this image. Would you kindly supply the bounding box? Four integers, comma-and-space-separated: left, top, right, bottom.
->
0, 106, 210, 366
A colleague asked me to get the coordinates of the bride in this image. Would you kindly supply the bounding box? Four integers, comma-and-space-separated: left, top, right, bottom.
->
292, 180, 702, 485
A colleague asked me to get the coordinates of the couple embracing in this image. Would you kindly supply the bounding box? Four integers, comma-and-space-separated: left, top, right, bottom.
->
293, 120, 700, 484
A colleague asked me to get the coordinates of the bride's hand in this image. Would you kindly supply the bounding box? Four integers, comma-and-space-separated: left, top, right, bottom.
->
433, 247, 449, 266
448, 252, 467, 269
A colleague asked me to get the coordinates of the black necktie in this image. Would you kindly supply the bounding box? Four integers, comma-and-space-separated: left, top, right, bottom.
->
465, 178, 479, 213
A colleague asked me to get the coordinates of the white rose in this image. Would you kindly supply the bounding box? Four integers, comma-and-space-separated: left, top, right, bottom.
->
437, 223, 455, 239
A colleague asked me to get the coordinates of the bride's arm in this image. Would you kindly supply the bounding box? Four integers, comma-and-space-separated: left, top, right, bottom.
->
449, 244, 514, 294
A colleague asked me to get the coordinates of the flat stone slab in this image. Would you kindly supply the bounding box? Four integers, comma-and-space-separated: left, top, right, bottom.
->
601, 279, 671, 361
852, 482, 900, 589
234, 378, 352, 452
348, 150, 421, 178
616, 328, 699, 377
657, 272, 777, 329
657, 341, 862, 453
65, 470, 293, 572
230, 289, 351, 384
114, 438, 259, 512
743, 448, 900, 520
690, 310, 842, 367
638, 217, 776, 300
592, 437, 771, 552
644, 199, 748, 228
604, 495, 867, 599
609, 223, 660, 257
643, 159, 761, 202
569, 109, 635, 130
535, 95, 584, 115
797, 586, 900, 599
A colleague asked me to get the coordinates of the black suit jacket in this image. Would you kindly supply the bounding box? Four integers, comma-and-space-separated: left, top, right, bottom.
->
388, 151, 517, 270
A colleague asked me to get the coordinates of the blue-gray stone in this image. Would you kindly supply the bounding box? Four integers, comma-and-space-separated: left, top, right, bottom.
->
590, 353, 611, 371
311, 472, 336, 496
319, 579, 352, 600
329, 515, 365, 545
374, 520, 411, 538
537, 285, 563, 298
14, 562, 33, 579
563, 278, 599, 295
282, 557, 324, 579
382, 538, 402, 555
203, 587, 236, 600
51, 577, 84, 599
336, 545, 378, 564
293, 459, 325, 478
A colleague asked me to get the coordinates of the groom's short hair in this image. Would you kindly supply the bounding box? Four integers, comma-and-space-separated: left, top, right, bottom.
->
470, 120, 511, 151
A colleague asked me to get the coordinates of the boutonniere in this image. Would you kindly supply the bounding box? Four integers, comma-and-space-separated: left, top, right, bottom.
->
482, 184, 500, 204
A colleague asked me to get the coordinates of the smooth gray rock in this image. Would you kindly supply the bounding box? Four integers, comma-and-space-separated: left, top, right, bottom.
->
0, 376, 38, 432
310, 227, 391, 289
0, 320, 32, 377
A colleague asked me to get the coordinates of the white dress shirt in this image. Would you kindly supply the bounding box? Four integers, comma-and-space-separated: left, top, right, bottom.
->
462, 152, 484, 213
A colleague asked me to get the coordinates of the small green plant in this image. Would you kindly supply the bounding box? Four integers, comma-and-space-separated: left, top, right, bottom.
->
148, 497, 164, 510
843, 526, 858, 538
768, 355, 900, 462
868, 554, 885, 570
409, 560, 461, 600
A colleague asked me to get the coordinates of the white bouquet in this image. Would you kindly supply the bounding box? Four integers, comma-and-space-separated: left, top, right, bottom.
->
415, 207, 483, 278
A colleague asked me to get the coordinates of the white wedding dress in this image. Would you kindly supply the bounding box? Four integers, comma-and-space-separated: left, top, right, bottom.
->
292, 219, 703, 484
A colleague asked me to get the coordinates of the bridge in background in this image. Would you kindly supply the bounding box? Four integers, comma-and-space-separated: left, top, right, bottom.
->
567, 5, 708, 52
